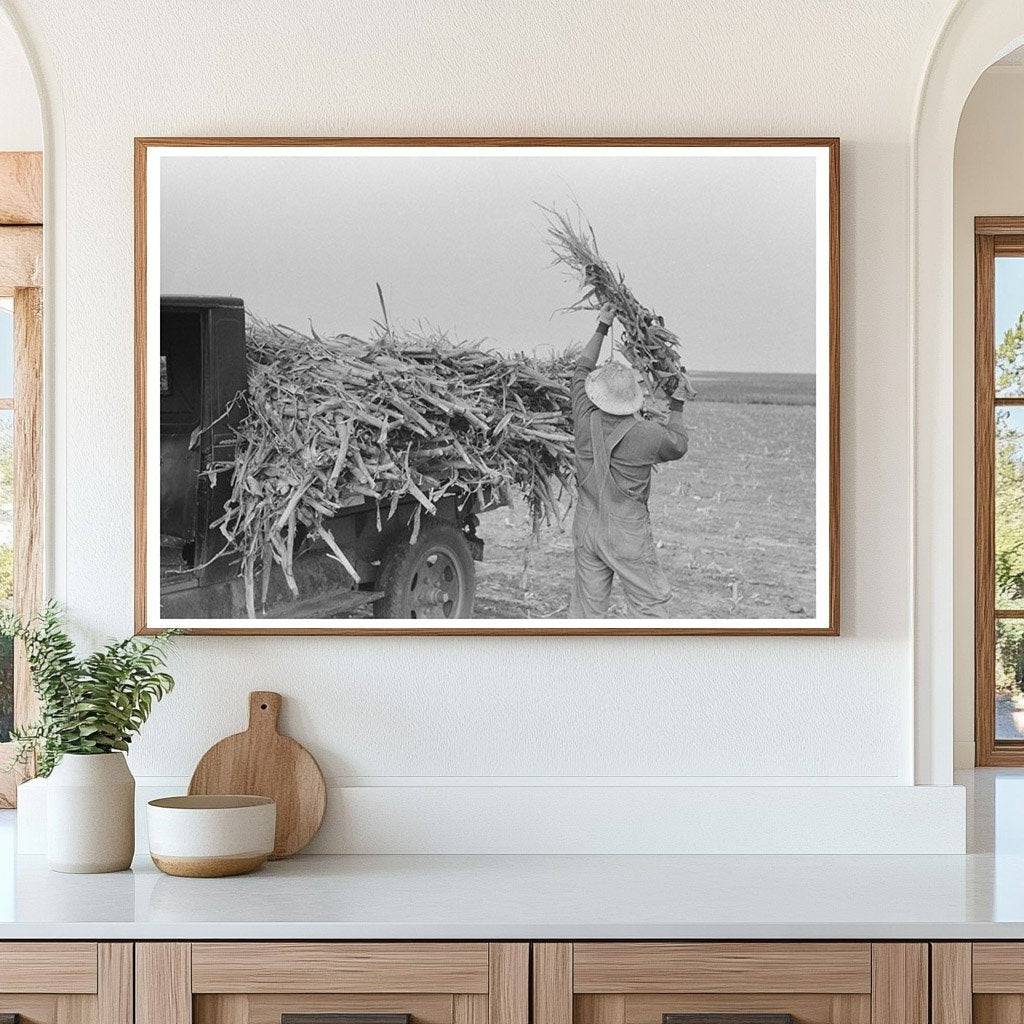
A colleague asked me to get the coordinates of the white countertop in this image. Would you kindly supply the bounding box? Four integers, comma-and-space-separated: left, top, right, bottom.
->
1, 770, 1022, 941
1, 849, 1023, 940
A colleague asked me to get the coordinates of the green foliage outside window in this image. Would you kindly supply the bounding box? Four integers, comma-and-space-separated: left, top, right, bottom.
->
995, 314, 1024, 694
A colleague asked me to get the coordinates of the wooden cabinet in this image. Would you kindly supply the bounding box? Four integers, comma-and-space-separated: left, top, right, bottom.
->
931, 943, 1024, 1024
0, 942, 132, 1024
533, 944, 928, 1024
136, 943, 528, 1024
0, 938, 952, 1024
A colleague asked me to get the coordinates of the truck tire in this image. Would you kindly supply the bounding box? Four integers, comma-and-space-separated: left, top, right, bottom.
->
373, 521, 476, 619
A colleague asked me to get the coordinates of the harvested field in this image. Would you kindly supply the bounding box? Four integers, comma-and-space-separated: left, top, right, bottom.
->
690, 370, 815, 406
474, 393, 816, 620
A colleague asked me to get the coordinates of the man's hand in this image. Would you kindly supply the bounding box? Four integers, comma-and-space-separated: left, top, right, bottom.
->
578, 303, 616, 366
662, 370, 696, 403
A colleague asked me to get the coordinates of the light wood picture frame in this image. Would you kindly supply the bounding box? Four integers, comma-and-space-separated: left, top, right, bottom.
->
135, 137, 840, 636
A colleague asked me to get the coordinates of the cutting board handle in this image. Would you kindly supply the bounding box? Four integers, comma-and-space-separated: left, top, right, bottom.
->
248, 691, 282, 734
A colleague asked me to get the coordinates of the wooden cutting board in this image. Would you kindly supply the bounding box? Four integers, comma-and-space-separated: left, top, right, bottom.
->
188, 691, 326, 859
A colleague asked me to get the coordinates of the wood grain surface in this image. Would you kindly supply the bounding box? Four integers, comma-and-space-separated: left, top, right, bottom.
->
0, 226, 41, 293
13, 286, 42, 726
191, 942, 489, 994
188, 691, 326, 858
973, 994, 1024, 1024
577, 996, 626, 1024
0, 942, 97, 993
0, 153, 41, 225
98, 944, 133, 1024
573, 943, 871, 994
453, 994, 488, 1024
534, 944, 573, 1024
136, 943, 191, 1024
930, 944, 971, 1024
973, 943, 1024, 992
976, 229, 999, 765
489, 944, 529, 1024
870, 945, 927, 1024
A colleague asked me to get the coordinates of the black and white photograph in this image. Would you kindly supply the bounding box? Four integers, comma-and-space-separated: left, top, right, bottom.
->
138, 140, 838, 634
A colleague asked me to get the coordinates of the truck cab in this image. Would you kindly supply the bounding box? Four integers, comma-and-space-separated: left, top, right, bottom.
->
158, 295, 484, 621
160, 295, 246, 597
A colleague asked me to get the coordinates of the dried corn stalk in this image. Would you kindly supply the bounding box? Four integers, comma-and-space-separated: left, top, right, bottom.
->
201, 210, 687, 617
204, 318, 577, 615
543, 206, 687, 393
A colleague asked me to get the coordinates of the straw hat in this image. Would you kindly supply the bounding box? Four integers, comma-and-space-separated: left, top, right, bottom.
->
585, 361, 644, 416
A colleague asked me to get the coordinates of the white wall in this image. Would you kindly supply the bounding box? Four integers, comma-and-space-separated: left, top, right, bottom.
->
0, 0, 972, 851
952, 66, 1024, 768
0, 9, 40, 151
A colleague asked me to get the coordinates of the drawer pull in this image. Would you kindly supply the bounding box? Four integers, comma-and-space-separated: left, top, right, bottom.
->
665, 1016, 796, 1024
283, 1016, 411, 1024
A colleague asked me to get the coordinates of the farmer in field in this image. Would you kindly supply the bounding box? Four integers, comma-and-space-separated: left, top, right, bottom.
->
569, 302, 690, 617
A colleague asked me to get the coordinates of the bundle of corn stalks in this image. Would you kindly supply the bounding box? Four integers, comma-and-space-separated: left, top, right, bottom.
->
204, 318, 577, 615
543, 206, 692, 396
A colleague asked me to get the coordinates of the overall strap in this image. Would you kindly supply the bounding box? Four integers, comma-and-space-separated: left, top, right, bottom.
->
590, 413, 636, 499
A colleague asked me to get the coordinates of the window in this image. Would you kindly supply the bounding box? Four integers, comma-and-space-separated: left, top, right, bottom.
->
0, 151, 43, 805
975, 220, 1024, 764
0, 299, 12, 745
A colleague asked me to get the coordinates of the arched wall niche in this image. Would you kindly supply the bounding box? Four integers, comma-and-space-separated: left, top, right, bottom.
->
914, 0, 1024, 784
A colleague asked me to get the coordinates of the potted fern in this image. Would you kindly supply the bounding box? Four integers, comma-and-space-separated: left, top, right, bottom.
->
2, 604, 177, 873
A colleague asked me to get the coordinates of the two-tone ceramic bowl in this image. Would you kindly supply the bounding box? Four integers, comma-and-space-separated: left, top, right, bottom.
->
147, 795, 276, 877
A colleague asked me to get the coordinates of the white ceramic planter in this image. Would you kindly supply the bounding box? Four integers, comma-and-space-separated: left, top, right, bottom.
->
46, 752, 135, 873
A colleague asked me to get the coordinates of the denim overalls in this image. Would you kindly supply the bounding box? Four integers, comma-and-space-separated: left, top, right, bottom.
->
569, 411, 672, 618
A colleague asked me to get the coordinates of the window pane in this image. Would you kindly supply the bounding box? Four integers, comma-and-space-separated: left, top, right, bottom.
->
998, 619, 1024, 740
0, 410, 12, 742
996, 257, 1024, 397
996, 407, 1024, 608
0, 302, 12, 399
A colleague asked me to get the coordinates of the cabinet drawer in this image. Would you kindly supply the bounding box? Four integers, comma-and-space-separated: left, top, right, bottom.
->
0, 942, 130, 1024
934, 942, 1024, 1024
0, 942, 98, 993
139, 942, 528, 1024
973, 943, 1024, 992
572, 943, 872, 994
535, 943, 926, 1024
191, 943, 490, 993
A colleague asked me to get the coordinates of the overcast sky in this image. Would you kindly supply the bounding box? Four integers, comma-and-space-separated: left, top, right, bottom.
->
160, 147, 819, 375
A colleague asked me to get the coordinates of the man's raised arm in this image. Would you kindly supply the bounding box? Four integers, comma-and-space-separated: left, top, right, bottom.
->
578, 302, 616, 369
570, 302, 617, 428
654, 372, 693, 461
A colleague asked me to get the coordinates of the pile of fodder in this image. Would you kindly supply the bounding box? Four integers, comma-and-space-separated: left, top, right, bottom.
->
543, 206, 693, 396
204, 319, 577, 614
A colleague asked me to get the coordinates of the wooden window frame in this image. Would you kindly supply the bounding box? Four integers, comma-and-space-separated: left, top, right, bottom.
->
975, 217, 1024, 765
0, 151, 43, 806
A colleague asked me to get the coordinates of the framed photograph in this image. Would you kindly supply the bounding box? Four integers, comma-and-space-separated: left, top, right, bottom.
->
135, 137, 839, 636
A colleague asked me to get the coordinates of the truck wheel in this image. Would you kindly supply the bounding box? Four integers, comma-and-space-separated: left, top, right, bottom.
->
373, 521, 476, 619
